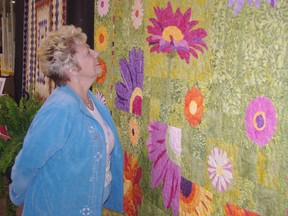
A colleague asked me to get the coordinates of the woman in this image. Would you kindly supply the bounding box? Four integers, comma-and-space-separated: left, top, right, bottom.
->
9, 25, 123, 215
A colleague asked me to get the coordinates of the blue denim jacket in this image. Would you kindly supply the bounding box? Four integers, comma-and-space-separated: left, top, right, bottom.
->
9, 85, 123, 215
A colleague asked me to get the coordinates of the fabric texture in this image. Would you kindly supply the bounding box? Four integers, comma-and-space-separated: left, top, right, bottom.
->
88, 104, 114, 187
9, 85, 123, 216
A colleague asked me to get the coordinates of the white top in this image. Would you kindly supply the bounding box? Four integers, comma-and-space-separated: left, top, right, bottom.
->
87, 103, 114, 187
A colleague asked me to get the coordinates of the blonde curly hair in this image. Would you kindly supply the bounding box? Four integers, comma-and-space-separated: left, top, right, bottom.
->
37, 25, 87, 86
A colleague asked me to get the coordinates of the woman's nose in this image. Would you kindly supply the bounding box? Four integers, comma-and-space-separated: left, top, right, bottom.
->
90, 49, 99, 58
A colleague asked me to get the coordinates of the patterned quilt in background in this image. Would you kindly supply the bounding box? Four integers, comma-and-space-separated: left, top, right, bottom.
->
94, 0, 287, 215
20, 0, 288, 215
22, 0, 66, 98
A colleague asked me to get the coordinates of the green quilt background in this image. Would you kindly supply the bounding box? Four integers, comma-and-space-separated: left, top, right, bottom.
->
93, 0, 288, 215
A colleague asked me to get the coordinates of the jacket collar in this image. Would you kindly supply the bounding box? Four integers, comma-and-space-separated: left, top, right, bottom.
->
58, 85, 109, 121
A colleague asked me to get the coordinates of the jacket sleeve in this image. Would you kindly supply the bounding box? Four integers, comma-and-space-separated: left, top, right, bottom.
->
9, 105, 73, 206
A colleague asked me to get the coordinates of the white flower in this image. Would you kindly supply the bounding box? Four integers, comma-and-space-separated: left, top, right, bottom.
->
97, 0, 110, 17
80, 207, 91, 215
131, 0, 144, 29
94, 91, 106, 105
208, 147, 233, 192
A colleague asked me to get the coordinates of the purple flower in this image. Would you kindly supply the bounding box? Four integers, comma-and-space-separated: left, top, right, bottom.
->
146, 120, 181, 216
228, 0, 277, 16
245, 96, 277, 147
114, 48, 144, 116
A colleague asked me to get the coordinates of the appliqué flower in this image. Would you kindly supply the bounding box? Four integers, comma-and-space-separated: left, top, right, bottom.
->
129, 117, 140, 147
95, 58, 107, 84
80, 206, 91, 215
94, 91, 106, 105
228, 0, 277, 16
95, 26, 109, 51
146, 2, 208, 64
131, 0, 144, 29
97, 0, 110, 17
224, 203, 260, 216
245, 96, 277, 147
184, 87, 204, 127
208, 148, 233, 192
124, 152, 142, 216
115, 47, 144, 116
146, 120, 181, 216
180, 177, 213, 215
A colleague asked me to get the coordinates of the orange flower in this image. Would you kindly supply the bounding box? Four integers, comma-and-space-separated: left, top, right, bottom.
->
124, 152, 142, 216
180, 177, 213, 215
95, 58, 107, 84
184, 87, 204, 126
224, 203, 260, 216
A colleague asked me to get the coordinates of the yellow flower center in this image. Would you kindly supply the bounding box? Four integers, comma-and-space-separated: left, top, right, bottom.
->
162, 26, 184, 42
189, 100, 198, 115
216, 164, 223, 176
124, 179, 132, 194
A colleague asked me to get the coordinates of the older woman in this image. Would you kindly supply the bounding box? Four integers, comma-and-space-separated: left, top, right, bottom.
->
9, 25, 123, 215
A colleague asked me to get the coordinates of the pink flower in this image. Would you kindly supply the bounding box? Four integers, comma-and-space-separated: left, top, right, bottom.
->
146, 120, 181, 216
245, 96, 277, 147
146, 2, 207, 64
131, 0, 144, 29
94, 91, 106, 105
97, 0, 110, 17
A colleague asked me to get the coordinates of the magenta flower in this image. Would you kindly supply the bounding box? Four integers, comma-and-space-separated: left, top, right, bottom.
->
146, 120, 181, 216
245, 96, 277, 147
114, 47, 144, 116
146, 2, 207, 64
228, 0, 277, 16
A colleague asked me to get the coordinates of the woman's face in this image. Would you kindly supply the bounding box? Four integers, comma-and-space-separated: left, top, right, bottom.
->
74, 43, 102, 80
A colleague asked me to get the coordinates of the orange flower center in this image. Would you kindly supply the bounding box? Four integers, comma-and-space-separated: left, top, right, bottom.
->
135, 10, 139, 17
189, 100, 198, 115
162, 26, 184, 42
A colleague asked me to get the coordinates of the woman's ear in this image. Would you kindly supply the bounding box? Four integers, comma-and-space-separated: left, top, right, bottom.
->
66, 68, 79, 82
67, 68, 80, 76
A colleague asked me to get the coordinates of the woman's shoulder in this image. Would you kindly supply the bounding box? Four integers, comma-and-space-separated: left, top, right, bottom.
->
40, 86, 80, 114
